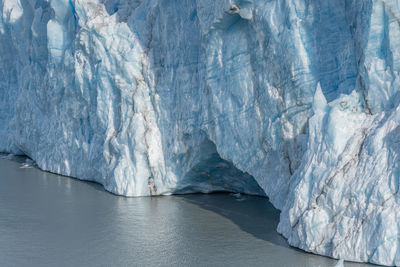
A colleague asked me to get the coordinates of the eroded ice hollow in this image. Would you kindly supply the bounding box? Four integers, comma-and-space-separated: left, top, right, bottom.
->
1, 0, 400, 265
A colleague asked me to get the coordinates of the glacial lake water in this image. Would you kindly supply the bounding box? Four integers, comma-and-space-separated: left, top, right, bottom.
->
0, 158, 374, 267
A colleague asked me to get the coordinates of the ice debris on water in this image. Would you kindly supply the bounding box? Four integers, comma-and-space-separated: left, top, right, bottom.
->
1, 0, 400, 265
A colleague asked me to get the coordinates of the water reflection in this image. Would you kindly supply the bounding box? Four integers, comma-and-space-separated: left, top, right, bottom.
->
0, 159, 373, 266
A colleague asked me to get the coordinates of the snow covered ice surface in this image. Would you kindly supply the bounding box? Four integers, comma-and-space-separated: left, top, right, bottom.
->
1, 0, 400, 265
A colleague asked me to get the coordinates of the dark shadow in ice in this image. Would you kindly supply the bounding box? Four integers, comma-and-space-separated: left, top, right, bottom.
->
172, 139, 266, 196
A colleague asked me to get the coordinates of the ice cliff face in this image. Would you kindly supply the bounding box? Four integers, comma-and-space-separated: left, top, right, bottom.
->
1, 0, 400, 265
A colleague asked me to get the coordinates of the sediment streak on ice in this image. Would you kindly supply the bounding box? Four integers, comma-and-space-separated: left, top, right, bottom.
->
1, 0, 400, 265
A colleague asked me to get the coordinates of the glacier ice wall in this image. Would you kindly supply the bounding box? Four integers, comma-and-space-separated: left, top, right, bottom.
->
1, 0, 400, 265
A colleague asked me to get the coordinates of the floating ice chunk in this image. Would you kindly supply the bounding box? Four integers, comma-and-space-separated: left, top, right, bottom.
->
334, 259, 344, 267
232, 192, 241, 198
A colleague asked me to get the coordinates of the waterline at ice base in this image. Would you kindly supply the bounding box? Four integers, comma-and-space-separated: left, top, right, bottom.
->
1, 0, 400, 265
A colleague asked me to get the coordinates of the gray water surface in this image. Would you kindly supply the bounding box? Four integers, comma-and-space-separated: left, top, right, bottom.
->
0, 158, 374, 267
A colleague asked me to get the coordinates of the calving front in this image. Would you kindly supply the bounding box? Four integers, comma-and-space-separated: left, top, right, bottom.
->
1, 0, 400, 265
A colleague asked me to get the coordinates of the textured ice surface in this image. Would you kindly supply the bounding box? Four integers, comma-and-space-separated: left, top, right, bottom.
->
1, 0, 400, 265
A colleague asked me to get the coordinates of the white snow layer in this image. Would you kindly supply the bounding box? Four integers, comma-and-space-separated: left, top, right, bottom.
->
1, 0, 400, 265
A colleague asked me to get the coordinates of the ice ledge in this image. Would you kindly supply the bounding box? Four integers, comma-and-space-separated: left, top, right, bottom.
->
1, 0, 400, 266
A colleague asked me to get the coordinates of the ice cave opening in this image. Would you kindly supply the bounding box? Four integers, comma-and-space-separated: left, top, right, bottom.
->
173, 139, 266, 197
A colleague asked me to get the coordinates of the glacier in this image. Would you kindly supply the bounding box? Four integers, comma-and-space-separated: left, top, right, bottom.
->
1, 0, 400, 265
